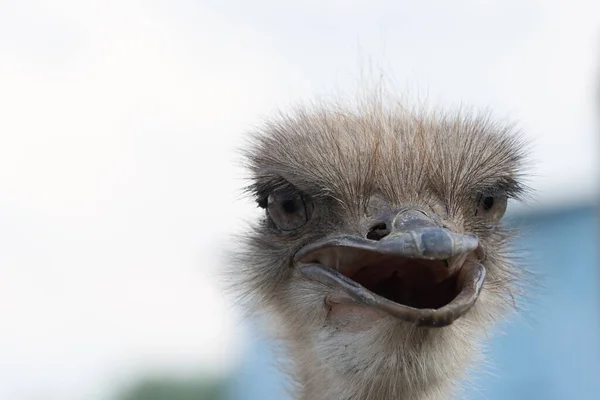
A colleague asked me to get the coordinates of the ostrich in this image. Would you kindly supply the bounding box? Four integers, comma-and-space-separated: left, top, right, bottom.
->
232, 95, 528, 400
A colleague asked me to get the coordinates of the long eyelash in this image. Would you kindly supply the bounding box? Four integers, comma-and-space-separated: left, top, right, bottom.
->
475, 178, 524, 200
250, 176, 301, 208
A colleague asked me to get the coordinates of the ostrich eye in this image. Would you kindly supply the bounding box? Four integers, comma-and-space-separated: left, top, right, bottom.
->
266, 191, 312, 231
476, 193, 508, 223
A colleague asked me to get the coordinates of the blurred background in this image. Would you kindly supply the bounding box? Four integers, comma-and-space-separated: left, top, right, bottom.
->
0, 1, 598, 399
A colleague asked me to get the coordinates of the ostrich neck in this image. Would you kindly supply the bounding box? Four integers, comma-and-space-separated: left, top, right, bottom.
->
295, 365, 453, 400
288, 337, 458, 400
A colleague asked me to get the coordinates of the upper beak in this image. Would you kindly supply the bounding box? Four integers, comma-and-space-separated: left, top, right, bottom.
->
294, 209, 485, 327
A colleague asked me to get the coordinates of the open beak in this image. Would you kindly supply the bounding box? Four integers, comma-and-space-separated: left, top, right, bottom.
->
294, 210, 485, 327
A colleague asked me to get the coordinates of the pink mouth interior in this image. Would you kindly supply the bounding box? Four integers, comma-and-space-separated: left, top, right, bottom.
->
345, 257, 460, 309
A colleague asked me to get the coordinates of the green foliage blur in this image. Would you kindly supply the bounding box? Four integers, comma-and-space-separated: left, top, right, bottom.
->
118, 376, 227, 400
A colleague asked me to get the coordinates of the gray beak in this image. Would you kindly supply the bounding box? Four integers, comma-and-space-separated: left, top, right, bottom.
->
294, 209, 485, 327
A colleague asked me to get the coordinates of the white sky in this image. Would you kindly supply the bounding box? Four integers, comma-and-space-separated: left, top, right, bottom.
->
0, 1, 598, 399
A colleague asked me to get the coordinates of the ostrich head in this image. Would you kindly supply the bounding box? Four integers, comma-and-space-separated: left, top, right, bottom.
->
233, 97, 527, 400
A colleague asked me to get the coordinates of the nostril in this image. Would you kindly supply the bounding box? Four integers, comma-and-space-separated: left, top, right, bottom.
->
367, 223, 390, 241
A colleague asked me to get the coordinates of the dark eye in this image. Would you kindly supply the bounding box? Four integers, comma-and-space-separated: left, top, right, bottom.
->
482, 196, 495, 211
476, 193, 507, 223
266, 191, 313, 231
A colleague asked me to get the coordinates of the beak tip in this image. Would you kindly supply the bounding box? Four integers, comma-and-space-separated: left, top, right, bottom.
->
464, 234, 480, 252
